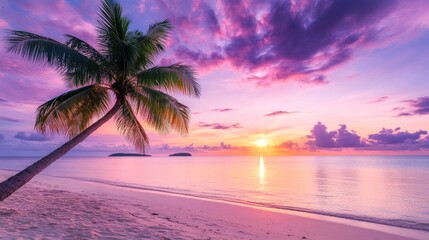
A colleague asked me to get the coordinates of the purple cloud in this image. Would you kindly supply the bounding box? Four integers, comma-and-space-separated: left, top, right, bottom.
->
396, 97, 429, 116
197, 122, 243, 130
305, 122, 429, 151
132, 0, 412, 86
0, 75, 63, 102
307, 122, 365, 148
336, 125, 366, 148
5, 0, 97, 42
203, 4, 221, 34
276, 140, 301, 150
0, 116, 20, 123
368, 128, 427, 144
0, 134, 4, 140
199, 142, 238, 151
73, 142, 134, 154
156, 142, 240, 152
212, 108, 236, 112
3, 0, 426, 97
175, 46, 224, 68
369, 96, 388, 104
307, 122, 336, 148
157, 143, 195, 152
418, 136, 429, 148
14, 132, 50, 142
264, 111, 297, 117
136, 1, 222, 49
0, 0, 98, 105
214, 0, 399, 85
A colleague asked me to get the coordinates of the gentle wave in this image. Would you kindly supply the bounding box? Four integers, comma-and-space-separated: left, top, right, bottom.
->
39, 173, 429, 232
2, 155, 429, 233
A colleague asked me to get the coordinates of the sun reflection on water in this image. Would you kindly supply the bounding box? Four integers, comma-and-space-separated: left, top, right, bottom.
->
259, 156, 265, 189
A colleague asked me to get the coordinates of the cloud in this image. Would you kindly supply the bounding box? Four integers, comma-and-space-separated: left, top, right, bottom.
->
212, 108, 236, 112
199, 142, 237, 151
368, 128, 427, 144
0, 98, 7, 102
6, 0, 97, 42
197, 122, 243, 130
307, 122, 336, 148
369, 96, 388, 104
0, 116, 21, 123
72, 142, 134, 153
264, 111, 297, 117
143, 0, 428, 87
156, 143, 196, 152
175, 46, 225, 68
258, 0, 396, 85
306, 122, 429, 151
156, 142, 241, 152
209, 0, 401, 85
336, 125, 366, 148
203, 3, 221, 34
131, 0, 421, 86
396, 96, 429, 116
14, 132, 50, 142
307, 122, 365, 148
0, 134, 3, 140
0, 0, 98, 105
0, 18, 8, 29
276, 140, 301, 150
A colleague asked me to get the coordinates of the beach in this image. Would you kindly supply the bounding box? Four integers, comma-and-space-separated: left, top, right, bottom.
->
1, 170, 426, 240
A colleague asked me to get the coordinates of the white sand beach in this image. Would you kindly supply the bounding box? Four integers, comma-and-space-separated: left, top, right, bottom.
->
0, 170, 427, 240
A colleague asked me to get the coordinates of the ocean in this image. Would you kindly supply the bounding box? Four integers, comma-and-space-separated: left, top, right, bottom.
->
1, 155, 428, 231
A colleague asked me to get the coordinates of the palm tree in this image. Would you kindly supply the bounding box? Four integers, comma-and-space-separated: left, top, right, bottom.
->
0, 0, 200, 201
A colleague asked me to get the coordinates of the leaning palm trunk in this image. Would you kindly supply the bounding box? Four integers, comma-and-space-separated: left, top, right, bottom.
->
1, 0, 200, 201
0, 100, 122, 201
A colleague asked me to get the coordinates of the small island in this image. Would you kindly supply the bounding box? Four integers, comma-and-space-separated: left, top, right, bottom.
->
169, 152, 192, 157
109, 153, 152, 157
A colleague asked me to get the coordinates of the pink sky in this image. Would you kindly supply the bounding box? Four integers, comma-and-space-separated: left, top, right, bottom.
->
0, 0, 429, 156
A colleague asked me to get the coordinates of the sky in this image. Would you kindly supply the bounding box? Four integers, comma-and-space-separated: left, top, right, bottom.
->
0, 0, 429, 156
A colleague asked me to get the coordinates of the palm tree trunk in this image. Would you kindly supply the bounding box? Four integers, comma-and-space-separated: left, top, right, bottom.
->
0, 99, 122, 201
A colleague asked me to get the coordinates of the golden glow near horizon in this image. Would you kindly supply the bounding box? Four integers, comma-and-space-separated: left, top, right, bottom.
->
256, 139, 268, 148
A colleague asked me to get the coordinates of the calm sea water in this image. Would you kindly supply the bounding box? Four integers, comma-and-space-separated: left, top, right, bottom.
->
1, 155, 428, 231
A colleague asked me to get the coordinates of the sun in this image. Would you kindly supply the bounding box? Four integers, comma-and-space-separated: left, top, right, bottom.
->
256, 139, 268, 148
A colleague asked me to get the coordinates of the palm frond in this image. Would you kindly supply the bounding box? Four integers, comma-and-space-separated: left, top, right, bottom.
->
125, 30, 153, 71
7, 0, 199, 149
146, 19, 172, 49
115, 99, 149, 152
64, 34, 114, 86
129, 87, 190, 134
35, 85, 110, 138
136, 64, 200, 97
64, 34, 106, 65
5, 30, 103, 86
136, 19, 172, 62
128, 20, 173, 71
97, 0, 131, 73
97, 0, 129, 41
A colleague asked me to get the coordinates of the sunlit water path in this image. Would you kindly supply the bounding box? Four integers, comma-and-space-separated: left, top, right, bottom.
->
1, 155, 428, 231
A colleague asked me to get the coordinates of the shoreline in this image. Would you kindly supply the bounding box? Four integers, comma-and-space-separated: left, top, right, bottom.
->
1, 170, 428, 239
1, 168, 427, 233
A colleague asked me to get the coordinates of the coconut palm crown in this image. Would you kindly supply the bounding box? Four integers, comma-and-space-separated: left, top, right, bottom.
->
0, 0, 200, 201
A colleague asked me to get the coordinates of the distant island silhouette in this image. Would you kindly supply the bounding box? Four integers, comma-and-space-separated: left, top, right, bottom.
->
109, 153, 152, 157
169, 152, 192, 157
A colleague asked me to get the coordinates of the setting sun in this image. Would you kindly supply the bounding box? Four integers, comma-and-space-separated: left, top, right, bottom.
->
256, 139, 268, 148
